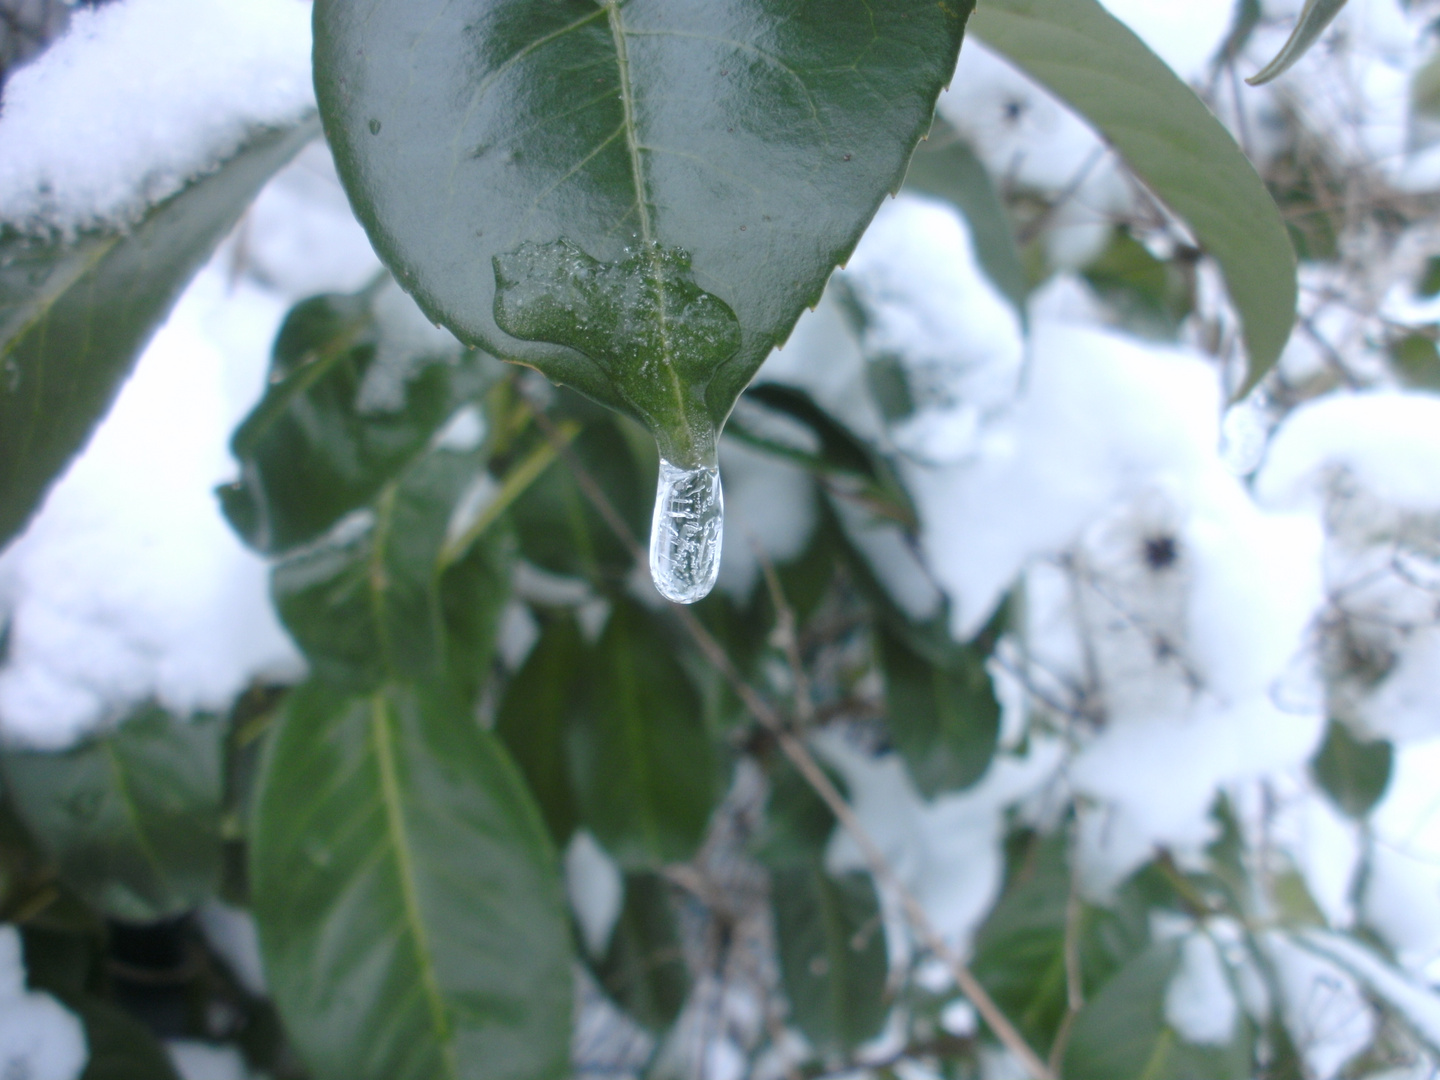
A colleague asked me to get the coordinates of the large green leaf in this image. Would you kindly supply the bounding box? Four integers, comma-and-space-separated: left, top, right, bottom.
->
592, 870, 691, 1032
220, 279, 502, 556
1063, 940, 1253, 1080
272, 440, 513, 697
0, 707, 224, 922
251, 680, 572, 1080
970, 0, 1296, 391
0, 120, 316, 549
878, 625, 1000, 798
771, 862, 888, 1058
567, 600, 719, 868
313, 0, 971, 465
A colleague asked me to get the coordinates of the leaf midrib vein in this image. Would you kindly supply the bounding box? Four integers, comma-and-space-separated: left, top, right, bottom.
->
370, 691, 458, 1079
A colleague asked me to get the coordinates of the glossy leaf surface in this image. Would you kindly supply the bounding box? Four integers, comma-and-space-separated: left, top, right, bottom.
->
222, 278, 501, 555
251, 681, 571, 1080
313, 0, 971, 463
1, 707, 224, 922
567, 600, 718, 868
0, 121, 315, 549
970, 0, 1296, 391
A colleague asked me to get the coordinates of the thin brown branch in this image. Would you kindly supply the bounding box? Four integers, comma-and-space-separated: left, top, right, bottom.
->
532, 411, 1056, 1080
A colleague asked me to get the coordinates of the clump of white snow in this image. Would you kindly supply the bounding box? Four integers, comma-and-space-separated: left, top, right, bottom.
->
1164, 931, 1239, 1046
0, 0, 314, 235
0, 263, 304, 748
0, 925, 88, 1080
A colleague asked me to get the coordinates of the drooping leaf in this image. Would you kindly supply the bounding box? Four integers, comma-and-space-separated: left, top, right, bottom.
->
1246, 0, 1349, 87
313, 0, 972, 463
251, 680, 572, 1080
1, 707, 224, 922
0, 120, 316, 549
878, 625, 1000, 797
494, 614, 585, 847
592, 870, 691, 1033
903, 117, 1029, 319
566, 600, 719, 869
771, 862, 888, 1058
272, 440, 513, 697
970, 0, 1296, 391
1310, 719, 1392, 819
221, 278, 502, 555
1063, 939, 1253, 1080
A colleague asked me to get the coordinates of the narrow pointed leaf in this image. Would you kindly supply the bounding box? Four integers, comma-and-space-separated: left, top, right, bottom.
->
0, 707, 224, 922
313, 0, 971, 462
970, 0, 1296, 391
1247, 0, 1349, 86
251, 681, 572, 1080
567, 600, 718, 868
0, 120, 316, 549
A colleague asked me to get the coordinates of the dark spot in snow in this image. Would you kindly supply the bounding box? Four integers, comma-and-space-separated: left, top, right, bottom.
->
1143, 534, 1179, 571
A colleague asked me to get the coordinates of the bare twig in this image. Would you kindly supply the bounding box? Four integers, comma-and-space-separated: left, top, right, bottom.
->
531, 410, 1057, 1080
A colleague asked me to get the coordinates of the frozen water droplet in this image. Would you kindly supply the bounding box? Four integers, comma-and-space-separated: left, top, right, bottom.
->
649, 457, 723, 604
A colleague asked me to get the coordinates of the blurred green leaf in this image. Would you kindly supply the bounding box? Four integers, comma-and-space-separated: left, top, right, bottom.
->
314, 0, 970, 464
878, 625, 1000, 798
1418, 256, 1440, 298
972, 835, 1149, 1054
903, 117, 1029, 320
251, 680, 571, 1080
1311, 719, 1393, 819
272, 439, 513, 697
754, 759, 844, 869
771, 862, 888, 1058
1063, 939, 1253, 1080
1391, 331, 1440, 390
495, 614, 584, 847
0, 120, 316, 549
1083, 228, 1195, 339
1, 707, 224, 922
568, 601, 719, 869
1247, 0, 1349, 86
68, 995, 184, 1080
220, 279, 502, 555
1412, 51, 1440, 120
508, 418, 649, 583
971, 0, 1297, 392
592, 871, 691, 1033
